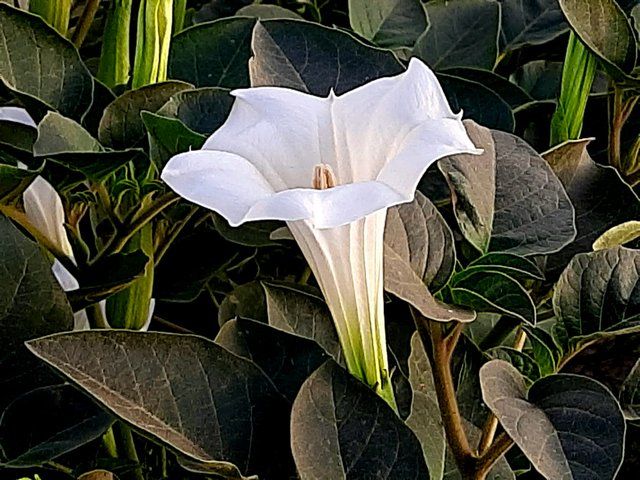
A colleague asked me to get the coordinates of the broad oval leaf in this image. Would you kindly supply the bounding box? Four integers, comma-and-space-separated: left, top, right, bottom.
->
157, 87, 234, 136
543, 140, 640, 279
291, 360, 430, 480
415, 0, 500, 70
0, 384, 112, 466
500, 0, 568, 51
215, 317, 329, 403
236, 4, 303, 20
263, 282, 341, 361
26, 331, 293, 479
34, 112, 142, 181
141, 112, 206, 168
481, 360, 625, 480
0, 4, 93, 120
98, 81, 193, 149
553, 246, 640, 343
384, 192, 475, 323
349, 0, 427, 49
559, 0, 637, 75
439, 120, 575, 256
169, 18, 257, 88
465, 252, 544, 282
406, 333, 445, 479
437, 74, 515, 132
249, 19, 403, 95
0, 214, 73, 412
449, 270, 536, 324
440, 68, 533, 109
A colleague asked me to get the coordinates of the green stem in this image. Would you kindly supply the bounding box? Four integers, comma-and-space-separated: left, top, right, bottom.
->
550, 31, 597, 146
102, 426, 119, 457
132, 0, 173, 88
30, 0, 71, 35
115, 423, 144, 480
97, 0, 133, 88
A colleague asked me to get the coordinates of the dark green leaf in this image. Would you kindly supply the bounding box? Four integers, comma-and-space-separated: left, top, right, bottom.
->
543, 140, 640, 279
291, 360, 430, 479
98, 81, 193, 149
450, 270, 536, 324
141, 112, 206, 168
441, 68, 533, 109
33, 112, 143, 181
212, 214, 280, 247
511, 60, 563, 101
553, 246, 640, 343
465, 253, 544, 282
384, 192, 475, 322
0, 384, 112, 466
440, 120, 575, 255
0, 4, 93, 120
437, 74, 515, 131
0, 214, 73, 412
69, 252, 150, 311
481, 360, 625, 480
405, 333, 445, 479
157, 87, 234, 135
27, 331, 293, 479
250, 19, 403, 95
349, 0, 427, 49
522, 325, 560, 377
620, 359, 640, 419
236, 4, 303, 20
263, 282, 340, 361
216, 318, 329, 403
169, 18, 256, 88
0, 163, 41, 203
156, 222, 235, 303
500, 0, 568, 51
559, 0, 637, 76
487, 346, 541, 381
415, 0, 499, 70
218, 282, 267, 326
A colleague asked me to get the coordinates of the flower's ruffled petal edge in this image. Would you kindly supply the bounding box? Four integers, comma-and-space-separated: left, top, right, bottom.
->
23, 176, 74, 258
162, 150, 406, 229
0, 106, 36, 127
377, 118, 483, 199
245, 180, 405, 229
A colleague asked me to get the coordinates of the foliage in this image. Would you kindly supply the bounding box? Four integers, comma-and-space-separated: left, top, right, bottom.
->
0, 1, 639, 480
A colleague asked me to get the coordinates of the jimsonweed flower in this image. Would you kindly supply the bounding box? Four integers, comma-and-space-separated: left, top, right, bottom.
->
161, 58, 480, 407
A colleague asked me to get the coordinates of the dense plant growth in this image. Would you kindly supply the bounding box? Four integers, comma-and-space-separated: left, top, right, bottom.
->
0, 1, 639, 480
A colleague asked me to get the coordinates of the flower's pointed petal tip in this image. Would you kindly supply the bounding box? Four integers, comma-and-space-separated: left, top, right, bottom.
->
0, 106, 36, 128
161, 150, 277, 227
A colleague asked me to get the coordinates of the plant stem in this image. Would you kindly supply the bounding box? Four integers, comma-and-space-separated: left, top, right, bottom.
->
97, 0, 133, 88
115, 423, 144, 480
414, 315, 475, 474
91, 192, 179, 264
610, 86, 625, 171
474, 433, 514, 480
477, 328, 527, 455
72, 0, 101, 47
102, 426, 119, 457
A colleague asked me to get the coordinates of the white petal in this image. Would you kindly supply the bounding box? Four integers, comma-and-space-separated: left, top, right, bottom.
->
377, 118, 482, 199
161, 150, 278, 226
23, 177, 74, 257
331, 57, 474, 184
139, 298, 156, 332
288, 210, 392, 401
162, 150, 406, 228
52, 260, 79, 291
203, 87, 334, 189
0, 106, 36, 127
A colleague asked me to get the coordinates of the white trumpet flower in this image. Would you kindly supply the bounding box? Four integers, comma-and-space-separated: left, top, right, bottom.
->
161, 58, 480, 406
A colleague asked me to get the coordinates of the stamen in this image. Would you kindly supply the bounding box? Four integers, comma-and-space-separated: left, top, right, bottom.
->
312, 163, 337, 189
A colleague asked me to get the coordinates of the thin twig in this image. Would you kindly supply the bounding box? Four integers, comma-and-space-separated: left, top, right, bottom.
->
72, 0, 101, 47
